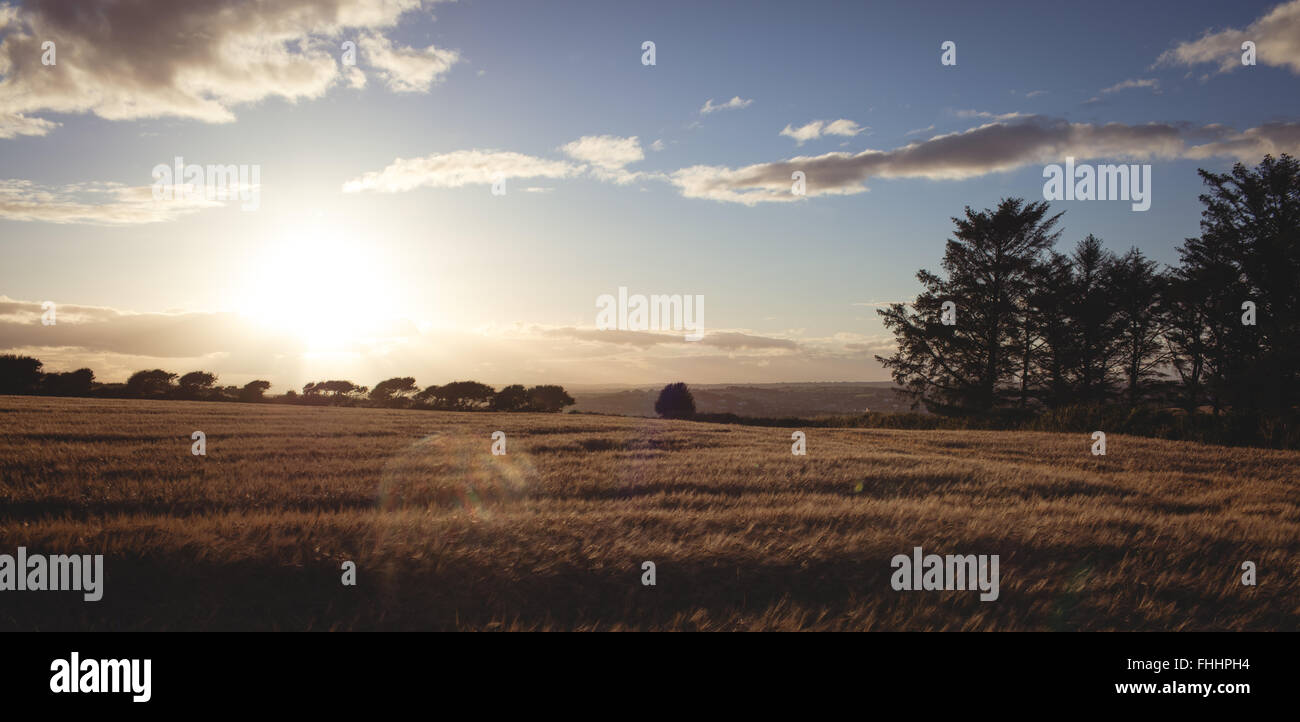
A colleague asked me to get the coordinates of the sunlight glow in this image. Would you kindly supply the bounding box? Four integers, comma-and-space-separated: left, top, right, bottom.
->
236, 221, 401, 351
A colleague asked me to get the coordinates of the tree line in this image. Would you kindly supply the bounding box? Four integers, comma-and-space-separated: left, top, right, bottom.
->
0, 359, 576, 413
876, 154, 1300, 424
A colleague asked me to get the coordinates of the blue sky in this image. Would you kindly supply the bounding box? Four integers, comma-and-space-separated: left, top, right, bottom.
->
2, 0, 1299, 388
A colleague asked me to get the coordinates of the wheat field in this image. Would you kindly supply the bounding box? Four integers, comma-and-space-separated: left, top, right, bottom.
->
1, 395, 1296, 631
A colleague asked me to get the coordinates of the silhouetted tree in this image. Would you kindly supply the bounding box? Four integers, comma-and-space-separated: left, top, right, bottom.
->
527, 385, 575, 413
302, 380, 364, 404
0, 354, 44, 394
654, 382, 696, 419
239, 380, 272, 402
413, 384, 441, 408
1062, 235, 1121, 405
1161, 266, 1219, 412
1180, 154, 1300, 415
178, 371, 218, 399
434, 381, 497, 410
490, 384, 530, 411
877, 198, 1063, 414
1108, 247, 1166, 406
1025, 252, 1076, 408
42, 368, 94, 396
125, 369, 177, 397
369, 377, 418, 407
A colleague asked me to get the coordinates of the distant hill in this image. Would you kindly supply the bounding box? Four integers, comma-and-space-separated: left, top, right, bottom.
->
571, 382, 919, 418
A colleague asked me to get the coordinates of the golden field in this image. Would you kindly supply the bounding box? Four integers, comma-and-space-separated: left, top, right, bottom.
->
0, 395, 1296, 631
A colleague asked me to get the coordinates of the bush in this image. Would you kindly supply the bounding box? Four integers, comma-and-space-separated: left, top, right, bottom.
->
654, 382, 696, 419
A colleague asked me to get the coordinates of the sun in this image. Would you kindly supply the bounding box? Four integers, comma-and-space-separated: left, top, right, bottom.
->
236, 226, 397, 351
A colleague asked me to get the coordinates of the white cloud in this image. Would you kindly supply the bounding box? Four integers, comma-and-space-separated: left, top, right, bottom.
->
346, 136, 655, 195
700, 96, 753, 114
780, 119, 867, 145
559, 134, 647, 184
345, 116, 1300, 207
1158, 0, 1300, 74
559, 135, 644, 169
0, 179, 224, 224
358, 29, 459, 93
345, 66, 368, 90
0, 113, 59, 140
824, 119, 866, 136
1101, 78, 1160, 94
953, 110, 1025, 120
342, 150, 580, 193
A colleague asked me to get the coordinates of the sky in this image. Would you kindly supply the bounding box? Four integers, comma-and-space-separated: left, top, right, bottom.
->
2, 0, 1299, 391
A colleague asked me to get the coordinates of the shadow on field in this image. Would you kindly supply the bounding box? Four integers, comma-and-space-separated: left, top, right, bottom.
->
0, 543, 1284, 632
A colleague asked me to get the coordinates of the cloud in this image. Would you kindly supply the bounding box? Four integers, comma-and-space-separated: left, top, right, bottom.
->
560, 134, 647, 184
841, 336, 896, 355
700, 96, 753, 114
1101, 78, 1160, 94
953, 110, 1025, 120
1157, 0, 1300, 74
345, 116, 1300, 206
0, 298, 122, 324
666, 116, 1300, 205
670, 160, 866, 206
1182, 121, 1300, 160
541, 326, 798, 350
0, 179, 224, 224
0, 0, 460, 137
1025, 90, 1048, 98
342, 150, 580, 193
0, 297, 893, 386
348, 135, 658, 192
0, 113, 58, 140
357, 29, 460, 93
345, 66, 368, 90
0, 297, 292, 358
560, 135, 644, 169
905, 124, 935, 137
779, 119, 867, 145
844, 341, 889, 353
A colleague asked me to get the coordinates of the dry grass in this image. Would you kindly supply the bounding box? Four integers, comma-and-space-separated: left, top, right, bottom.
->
1, 395, 1296, 631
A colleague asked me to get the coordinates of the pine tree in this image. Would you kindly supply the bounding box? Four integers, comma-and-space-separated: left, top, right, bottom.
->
877, 198, 1062, 414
